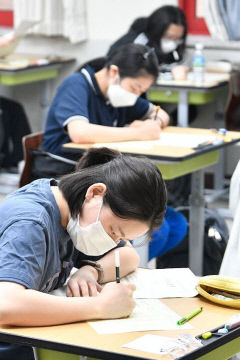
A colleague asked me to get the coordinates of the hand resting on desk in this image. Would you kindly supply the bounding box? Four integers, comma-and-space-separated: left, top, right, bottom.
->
67, 265, 103, 297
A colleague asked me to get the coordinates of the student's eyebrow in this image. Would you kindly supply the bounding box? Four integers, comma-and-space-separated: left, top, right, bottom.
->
118, 226, 132, 241
118, 226, 125, 238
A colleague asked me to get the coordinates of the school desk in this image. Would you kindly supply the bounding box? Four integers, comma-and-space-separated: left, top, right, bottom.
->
62, 126, 240, 275
149, 72, 231, 196
148, 72, 230, 128
0, 53, 75, 125
0, 296, 240, 360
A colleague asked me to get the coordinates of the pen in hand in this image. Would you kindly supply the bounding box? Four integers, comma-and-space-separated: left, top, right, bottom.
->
115, 250, 120, 283
177, 307, 202, 325
154, 105, 161, 121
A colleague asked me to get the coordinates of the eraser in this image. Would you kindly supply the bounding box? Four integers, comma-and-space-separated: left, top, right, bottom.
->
202, 332, 212, 339
218, 328, 228, 335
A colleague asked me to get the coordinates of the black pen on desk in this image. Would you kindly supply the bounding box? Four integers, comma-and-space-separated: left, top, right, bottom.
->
154, 105, 161, 120
115, 249, 120, 283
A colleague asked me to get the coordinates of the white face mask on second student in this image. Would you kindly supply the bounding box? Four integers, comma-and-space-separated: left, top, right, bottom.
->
161, 39, 178, 54
67, 201, 117, 256
107, 76, 138, 107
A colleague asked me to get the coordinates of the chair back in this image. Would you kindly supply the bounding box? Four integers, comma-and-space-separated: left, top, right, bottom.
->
19, 132, 43, 188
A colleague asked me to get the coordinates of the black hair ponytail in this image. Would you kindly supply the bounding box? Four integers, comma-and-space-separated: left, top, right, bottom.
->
76, 57, 106, 73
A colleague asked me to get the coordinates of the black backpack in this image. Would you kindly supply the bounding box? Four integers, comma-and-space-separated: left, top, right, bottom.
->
156, 207, 229, 275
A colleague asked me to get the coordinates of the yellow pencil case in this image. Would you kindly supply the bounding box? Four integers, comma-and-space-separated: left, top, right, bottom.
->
196, 275, 240, 309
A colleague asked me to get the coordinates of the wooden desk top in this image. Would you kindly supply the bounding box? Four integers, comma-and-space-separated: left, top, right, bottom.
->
155, 72, 230, 90
63, 127, 240, 162
0, 297, 239, 360
0, 53, 75, 72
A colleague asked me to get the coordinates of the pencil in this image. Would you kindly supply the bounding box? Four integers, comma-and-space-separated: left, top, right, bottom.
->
115, 250, 120, 283
154, 105, 161, 120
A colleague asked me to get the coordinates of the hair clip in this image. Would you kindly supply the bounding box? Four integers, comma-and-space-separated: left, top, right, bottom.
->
143, 47, 155, 59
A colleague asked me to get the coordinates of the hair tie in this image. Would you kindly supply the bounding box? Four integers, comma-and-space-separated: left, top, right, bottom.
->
143, 47, 155, 59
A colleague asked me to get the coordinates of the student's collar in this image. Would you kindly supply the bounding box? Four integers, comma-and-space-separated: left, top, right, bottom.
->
81, 66, 106, 101
133, 32, 149, 46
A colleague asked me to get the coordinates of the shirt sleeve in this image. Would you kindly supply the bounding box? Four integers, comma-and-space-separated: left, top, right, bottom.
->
0, 220, 47, 290
53, 74, 90, 130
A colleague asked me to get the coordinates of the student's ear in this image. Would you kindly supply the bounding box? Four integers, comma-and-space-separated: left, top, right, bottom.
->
85, 183, 107, 201
109, 64, 119, 78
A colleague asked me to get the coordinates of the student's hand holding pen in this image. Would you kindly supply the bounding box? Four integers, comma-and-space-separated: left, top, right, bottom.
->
98, 282, 136, 319
151, 105, 170, 128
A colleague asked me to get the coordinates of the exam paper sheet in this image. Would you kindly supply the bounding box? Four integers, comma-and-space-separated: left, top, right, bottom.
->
88, 299, 192, 334
123, 334, 202, 356
92, 133, 216, 150
122, 268, 198, 298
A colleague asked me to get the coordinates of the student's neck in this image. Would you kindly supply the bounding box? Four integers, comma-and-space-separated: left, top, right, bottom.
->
95, 68, 109, 99
51, 186, 70, 228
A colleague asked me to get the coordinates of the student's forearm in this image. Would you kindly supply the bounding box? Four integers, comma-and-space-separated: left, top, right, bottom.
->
98, 245, 140, 283
68, 122, 141, 143
0, 283, 102, 326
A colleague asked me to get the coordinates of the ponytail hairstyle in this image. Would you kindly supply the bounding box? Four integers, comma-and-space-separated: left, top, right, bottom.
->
59, 147, 167, 232
77, 43, 159, 81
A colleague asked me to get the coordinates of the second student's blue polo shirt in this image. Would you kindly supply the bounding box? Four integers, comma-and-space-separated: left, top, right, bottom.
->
42, 65, 153, 155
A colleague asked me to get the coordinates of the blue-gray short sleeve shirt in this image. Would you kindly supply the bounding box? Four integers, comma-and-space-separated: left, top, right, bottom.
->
0, 179, 73, 292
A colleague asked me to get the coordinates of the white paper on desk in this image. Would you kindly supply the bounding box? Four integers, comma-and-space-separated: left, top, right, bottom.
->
122, 268, 198, 298
155, 133, 215, 148
123, 334, 182, 355
88, 299, 192, 334
92, 133, 216, 150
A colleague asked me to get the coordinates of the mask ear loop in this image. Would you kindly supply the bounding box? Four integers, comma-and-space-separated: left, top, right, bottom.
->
96, 200, 104, 222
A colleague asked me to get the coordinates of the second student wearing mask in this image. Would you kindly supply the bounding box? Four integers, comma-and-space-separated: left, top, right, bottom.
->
42, 43, 169, 157
107, 6, 187, 72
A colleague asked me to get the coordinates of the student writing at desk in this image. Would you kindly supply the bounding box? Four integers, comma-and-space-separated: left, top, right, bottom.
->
0, 147, 166, 359
40, 43, 169, 164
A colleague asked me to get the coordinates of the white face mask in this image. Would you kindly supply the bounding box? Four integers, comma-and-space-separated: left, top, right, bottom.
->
161, 39, 178, 54
67, 201, 117, 256
107, 76, 138, 107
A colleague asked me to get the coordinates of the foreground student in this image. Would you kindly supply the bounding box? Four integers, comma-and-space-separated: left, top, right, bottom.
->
42, 43, 169, 157
0, 147, 166, 329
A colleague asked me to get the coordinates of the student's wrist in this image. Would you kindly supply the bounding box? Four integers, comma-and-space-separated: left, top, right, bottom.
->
81, 260, 104, 283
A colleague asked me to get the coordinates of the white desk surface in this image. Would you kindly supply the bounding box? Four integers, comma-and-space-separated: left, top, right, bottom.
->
156, 71, 230, 88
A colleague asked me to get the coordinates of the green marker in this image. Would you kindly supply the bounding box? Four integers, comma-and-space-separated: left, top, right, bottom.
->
177, 307, 203, 325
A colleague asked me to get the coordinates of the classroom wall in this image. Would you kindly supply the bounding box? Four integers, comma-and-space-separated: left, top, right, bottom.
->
0, 0, 176, 133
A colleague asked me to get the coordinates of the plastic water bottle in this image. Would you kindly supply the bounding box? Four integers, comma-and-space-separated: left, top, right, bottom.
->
192, 43, 205, 86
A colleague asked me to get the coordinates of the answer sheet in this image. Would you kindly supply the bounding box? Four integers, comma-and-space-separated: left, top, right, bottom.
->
88, 299, 192, 334
122, 268, 198, 298
123, 334, 202, 356
92, 133, 217, 150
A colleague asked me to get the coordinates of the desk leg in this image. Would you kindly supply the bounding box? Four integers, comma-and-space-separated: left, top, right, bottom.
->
178, 90, 189, 127
214, 96, 226, 191
40, 79, 52, 129
189, 170, 205, 276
